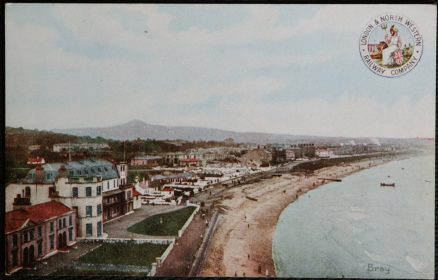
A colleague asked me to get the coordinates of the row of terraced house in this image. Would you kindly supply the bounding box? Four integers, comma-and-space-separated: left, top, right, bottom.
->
4, 159, 141, 274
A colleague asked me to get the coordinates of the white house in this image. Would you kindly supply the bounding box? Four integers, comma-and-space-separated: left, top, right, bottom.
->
6, 159, 128, 238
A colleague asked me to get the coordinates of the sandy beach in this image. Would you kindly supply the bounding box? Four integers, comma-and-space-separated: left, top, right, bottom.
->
200, 158, 391, 277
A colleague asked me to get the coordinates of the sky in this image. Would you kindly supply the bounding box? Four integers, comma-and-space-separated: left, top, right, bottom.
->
5, 4, 436, 138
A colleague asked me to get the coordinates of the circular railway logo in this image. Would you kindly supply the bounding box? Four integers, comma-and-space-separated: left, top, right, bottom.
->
359, 14, 423, 78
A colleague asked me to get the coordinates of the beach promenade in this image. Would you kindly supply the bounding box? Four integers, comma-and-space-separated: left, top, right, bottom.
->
200, 157, 391, 277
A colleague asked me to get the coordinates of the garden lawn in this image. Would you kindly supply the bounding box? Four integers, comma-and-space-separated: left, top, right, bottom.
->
128, 206, 196, 236
77, 242, 168, 267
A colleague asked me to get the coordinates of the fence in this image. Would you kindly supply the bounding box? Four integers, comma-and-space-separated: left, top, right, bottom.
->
150, 238, 175, 276
81, 238, 173, 245
177, 202, 200, 237
73, 261, 151, 274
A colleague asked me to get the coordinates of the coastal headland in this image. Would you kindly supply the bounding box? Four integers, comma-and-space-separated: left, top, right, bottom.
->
200, 155, 400, 277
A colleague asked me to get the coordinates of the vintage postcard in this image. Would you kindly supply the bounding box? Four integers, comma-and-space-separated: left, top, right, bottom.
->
4, 3, 436, 279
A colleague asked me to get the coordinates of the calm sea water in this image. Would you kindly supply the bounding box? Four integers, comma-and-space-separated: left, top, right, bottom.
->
273, 155, 435, 279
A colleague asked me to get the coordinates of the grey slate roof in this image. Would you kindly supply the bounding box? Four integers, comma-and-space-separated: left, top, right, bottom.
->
23, 159, 119, 184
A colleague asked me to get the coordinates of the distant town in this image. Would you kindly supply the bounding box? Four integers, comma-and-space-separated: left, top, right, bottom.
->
4, 125, 434, 276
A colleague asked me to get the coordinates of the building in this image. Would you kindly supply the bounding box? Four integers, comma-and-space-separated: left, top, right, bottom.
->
102, 184, 134, 223
163, 152, 205, 166
6, 159, 129, 238
316, 148, 334, 158
285, 149, 295, 160
151, 172, 197, 187
5, 201, 76, 275
53, 143, 109, 153
28, 145, 42, 151
26, 157, 46, 165
132, 189, 142, 209
179, 157, 203, 167
130, 156, 162, 167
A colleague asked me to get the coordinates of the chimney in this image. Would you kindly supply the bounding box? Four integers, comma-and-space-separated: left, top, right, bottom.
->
35, 165, 44, 183
58, 165, 67, 178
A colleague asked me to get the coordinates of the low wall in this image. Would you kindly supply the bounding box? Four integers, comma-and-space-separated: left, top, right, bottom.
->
73, 261, 151, 274
149, 239, 176, 276
178, 202, 200, 237
81, 237, 173, 245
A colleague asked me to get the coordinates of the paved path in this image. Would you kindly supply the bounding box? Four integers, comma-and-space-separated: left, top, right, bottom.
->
155, 214, 207, 276
15, 242, 100, 276
104, 205, 184, 239
190, 211, 220, 276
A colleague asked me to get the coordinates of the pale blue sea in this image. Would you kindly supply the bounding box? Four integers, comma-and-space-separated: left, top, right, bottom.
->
273, 155, 435, 279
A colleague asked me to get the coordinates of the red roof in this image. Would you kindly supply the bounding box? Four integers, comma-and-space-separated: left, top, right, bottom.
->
6, 201, 72, 234
5, 209, 30, 234
162, 187, 174, 192
132, 188, 141, 197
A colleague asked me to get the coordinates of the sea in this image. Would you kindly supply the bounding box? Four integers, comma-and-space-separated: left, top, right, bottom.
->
273, 154, 435, 279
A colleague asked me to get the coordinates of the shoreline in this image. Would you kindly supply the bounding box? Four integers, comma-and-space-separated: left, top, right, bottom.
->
200, 156, 397, 277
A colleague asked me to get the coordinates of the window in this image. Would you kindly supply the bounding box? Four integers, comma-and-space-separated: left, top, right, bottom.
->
69, 215, 72, 226
49, 234, 54, 250
59, 219, 62, 229
12, 249, 18, 266
69, 170, 74, 176
86, 206, 92, 217
96, 186, 101, 196
12, 235, 17, 247
127, 190, 132, 199
50, 222, 54, 233
106, 181, 109, 190
29, 230, 34, 240
38, 241, 42, 256
86, 223, 92, 237
38, 226, 42, 238
72, 187, 78, 197
25, 187, 31, 197
86, 187, 92, 197
68, 227, 73, 241
97, 204, 102, 215
63, 218, 66, 228
97, 221, 102, 237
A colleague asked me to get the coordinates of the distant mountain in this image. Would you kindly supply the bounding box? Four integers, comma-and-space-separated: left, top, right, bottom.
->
51, 119, 432, 146
52, 120, 328, 144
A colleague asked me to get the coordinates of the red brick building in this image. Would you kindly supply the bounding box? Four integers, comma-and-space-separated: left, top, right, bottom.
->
5, 201, 76, 274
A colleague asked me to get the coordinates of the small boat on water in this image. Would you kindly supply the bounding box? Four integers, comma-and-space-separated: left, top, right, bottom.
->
380, 182, 395, 187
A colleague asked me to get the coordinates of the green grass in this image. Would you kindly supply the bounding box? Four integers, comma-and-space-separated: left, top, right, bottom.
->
128, 206, 196, 236
77, 242, 168, 267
